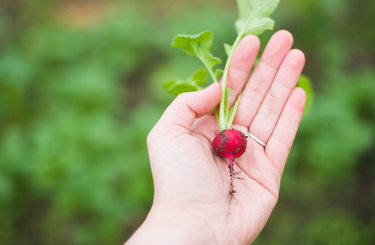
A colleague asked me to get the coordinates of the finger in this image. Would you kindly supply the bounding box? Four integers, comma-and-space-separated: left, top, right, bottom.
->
265, 87, 306, 174
249, 49, 305, 144
234, 30, 294, 126
224, 35, 260, 106
150, 82, 222, 139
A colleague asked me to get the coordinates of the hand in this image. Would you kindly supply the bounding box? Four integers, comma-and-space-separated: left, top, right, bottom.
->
126, 30, 306, 245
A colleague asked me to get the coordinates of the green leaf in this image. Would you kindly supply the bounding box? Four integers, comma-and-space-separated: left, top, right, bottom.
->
296, 74, 313, 116
192, 69, 210, 86
171, 31, 222, 70
224, 43, 232, 56
163, 69, 209, 95
235, 0, 280, 36
163, 80, 200, 95
171, 31, 213, 55
214, 69, 223, 80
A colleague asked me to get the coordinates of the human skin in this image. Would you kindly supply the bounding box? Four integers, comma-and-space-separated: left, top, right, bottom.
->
126, 30, 306, 245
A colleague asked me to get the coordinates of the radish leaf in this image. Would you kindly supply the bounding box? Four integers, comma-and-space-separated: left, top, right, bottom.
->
192, 69, 210, 86
171, 31, 213, 56
297, 74, 313, 116
171, 31, 222, 76
235, 0, 279, 36
163, 69, 208, 95
224, 43, 232, 56
214, 69, 223, 80
164, 0, 312, 131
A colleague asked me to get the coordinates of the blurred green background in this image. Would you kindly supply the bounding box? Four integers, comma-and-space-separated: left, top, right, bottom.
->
0, 0, 374, 244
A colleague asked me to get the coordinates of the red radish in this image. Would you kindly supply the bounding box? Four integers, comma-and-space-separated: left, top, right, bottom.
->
212, 129, 247, 200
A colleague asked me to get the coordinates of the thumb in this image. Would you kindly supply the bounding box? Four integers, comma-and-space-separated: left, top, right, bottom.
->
152, 82, 222, 137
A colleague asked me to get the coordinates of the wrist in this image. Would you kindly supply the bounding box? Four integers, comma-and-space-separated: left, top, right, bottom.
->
126, 203, 218, 245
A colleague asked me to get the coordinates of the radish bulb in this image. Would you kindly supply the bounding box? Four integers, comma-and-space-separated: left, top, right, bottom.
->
212, 129, 247, 200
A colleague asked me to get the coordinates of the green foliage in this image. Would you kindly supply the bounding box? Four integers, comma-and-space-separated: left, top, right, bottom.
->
171, 32, 221, 70
0, 3, 160, 245
163, 69, 208, 95
296, 74, 313, 116
164, 31, 222, 94
165, 0, 283, 131
235, 0, 279, 36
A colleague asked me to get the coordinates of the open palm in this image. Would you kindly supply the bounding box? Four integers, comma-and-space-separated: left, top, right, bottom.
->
131, 31, 306, 245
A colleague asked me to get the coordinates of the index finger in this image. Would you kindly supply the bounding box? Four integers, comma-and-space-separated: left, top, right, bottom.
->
224, 35, 260, 107
234, 30, 294, 127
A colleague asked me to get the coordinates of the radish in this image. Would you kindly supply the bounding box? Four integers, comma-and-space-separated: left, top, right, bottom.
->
212, 129, 247, 199
163, 0, 282, 201
212, 129, 247, 160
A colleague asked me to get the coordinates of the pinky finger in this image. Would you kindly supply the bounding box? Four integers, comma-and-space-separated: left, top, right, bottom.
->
265, 87, 306, 174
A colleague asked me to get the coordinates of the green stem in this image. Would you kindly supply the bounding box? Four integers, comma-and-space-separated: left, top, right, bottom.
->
219, 17, 253, 130
227, 92, 242, 127
201, 57, 220, 126
190, 44, 221, 127
192, 45, 218, 83
206, 66, 218, 83
213, 108, 219, 126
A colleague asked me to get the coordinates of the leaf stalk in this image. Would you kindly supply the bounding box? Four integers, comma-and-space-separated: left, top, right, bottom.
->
218, 17, 253, 130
